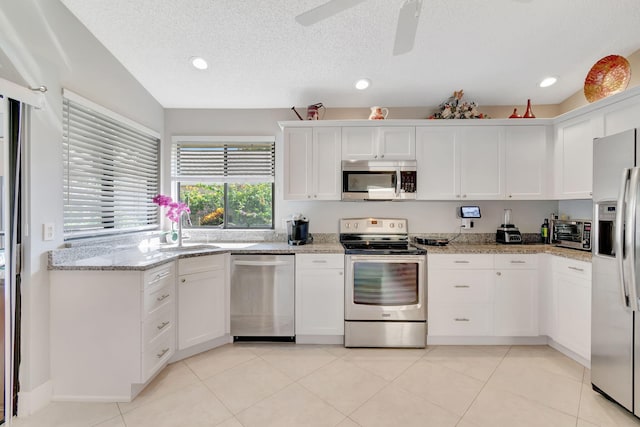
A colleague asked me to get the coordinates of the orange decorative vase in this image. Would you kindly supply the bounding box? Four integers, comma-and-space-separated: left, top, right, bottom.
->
522, 99, 535, 118
508, 108, 521, 118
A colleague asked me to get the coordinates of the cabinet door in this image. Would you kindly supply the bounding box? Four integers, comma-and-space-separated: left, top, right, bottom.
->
494, 269, 539, 336
556, 273, 591, 359
416, 127, 459, 200
554, 117, 594, 199
312, 127, 342, 200
283, 128, 313, 200
504, 126, 546, 199
342, 127, 377, 160
458, 127, 504, 199
178, 268, 226, 350
295, 255, 344, 336
378, 127, 415, 159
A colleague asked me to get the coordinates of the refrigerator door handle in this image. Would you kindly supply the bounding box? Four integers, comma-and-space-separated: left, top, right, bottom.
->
616, 168, 631, 308
625, 167, 640, 311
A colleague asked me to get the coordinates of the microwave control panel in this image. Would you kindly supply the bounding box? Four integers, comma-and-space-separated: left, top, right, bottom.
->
400, 171, 416, 193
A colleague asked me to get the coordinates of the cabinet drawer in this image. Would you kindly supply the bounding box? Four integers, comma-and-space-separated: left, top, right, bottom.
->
143, 303, 174, 346
179, 254, 226, 275
428, 254, 493, 270
495, 254, 538, 269
144, 276, 174, 317
142, 328, 174, 382
296, 254, 344, 269
144, 263, 175, 290
552, 257, 591, 279
428, 270, 494, 303
428, 303, 493, 336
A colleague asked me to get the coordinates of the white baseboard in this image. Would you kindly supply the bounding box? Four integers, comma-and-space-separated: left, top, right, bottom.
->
169, 335, 232, 363
426, 336, 548, 346
17, 380, 52, 417
547, 337, 590, 368
296, 335, 344, 345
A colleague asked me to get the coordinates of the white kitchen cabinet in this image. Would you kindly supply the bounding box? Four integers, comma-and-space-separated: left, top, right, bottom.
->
504, 126, 548, 199
295, 254, 344, 343
342, 126, 415, 160
283, 127, 341, 200
50, 262, 176, 401
494, 254, 539, 336
177, 254, 229, 351
416, 126, 503, 200
428, 254, 495, 336
554, 116, 600, 199
552, 257, 591, 360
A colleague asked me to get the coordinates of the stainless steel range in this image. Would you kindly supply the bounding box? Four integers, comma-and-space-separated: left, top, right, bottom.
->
341, 218, 427, 348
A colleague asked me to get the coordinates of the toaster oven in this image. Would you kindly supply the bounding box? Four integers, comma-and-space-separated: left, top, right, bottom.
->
551, 219, 592, 251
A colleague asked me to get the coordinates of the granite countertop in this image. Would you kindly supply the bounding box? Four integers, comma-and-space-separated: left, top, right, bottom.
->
418, 243, 592, 262
48, 242, 346, 271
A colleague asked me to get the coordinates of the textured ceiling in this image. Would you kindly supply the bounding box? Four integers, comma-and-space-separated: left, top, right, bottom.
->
59, 0, 640, 109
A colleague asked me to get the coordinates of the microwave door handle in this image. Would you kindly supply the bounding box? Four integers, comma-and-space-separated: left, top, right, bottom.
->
626, 167, 640, 311
617, 168, 631, 308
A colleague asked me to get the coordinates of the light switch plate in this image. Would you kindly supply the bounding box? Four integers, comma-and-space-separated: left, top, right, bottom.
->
43, 223, 55, 241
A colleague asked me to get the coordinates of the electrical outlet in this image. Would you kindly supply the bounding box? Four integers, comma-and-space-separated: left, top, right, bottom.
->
43, 223, 55, 241
461, 218, 472, 229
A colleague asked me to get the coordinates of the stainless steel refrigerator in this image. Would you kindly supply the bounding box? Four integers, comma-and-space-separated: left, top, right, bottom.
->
592, 128, 640, 418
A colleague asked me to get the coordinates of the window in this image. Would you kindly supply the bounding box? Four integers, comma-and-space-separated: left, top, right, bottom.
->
172, 136, 275, 229
62, 91, 160, 238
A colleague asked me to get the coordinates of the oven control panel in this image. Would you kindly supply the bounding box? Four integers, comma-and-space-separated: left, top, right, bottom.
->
340, 218, 408, 234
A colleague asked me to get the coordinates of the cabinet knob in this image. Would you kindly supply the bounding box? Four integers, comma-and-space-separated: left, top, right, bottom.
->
456, 195, 461, 198
307, 195, 311, 199
380, 154, 384, 158
496, 272, 502, 276
313, 195, 317, 198
463, 194, 467, 198
374, 155, 378, 159
339, 272, 343, 276
181, 278, 186, 283
508, 194, 513, 198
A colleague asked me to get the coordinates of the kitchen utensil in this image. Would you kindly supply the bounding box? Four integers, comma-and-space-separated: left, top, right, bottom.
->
584, 54, 631, 103
369, 106, 389, 120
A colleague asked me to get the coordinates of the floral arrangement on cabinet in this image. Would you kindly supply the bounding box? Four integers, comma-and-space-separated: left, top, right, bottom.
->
429, 90, 489, 119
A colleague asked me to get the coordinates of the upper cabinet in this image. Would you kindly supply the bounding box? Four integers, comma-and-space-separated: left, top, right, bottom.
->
283, 127, 342, 200
504, 126, 548, 199
416, 126, 504, 200
342, 127, 415, 160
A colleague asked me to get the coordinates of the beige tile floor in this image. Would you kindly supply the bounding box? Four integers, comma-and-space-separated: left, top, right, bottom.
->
11, 344, 640, 427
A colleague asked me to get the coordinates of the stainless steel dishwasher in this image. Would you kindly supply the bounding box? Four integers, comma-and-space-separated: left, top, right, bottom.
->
230, 254, 295, 341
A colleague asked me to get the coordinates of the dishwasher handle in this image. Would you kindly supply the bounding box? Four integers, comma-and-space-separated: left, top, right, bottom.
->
233, 260, 292, 267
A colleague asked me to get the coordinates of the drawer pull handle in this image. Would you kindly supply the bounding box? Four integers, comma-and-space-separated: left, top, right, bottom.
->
454, 318, 470, 322
454, 260, 470, 264
156, 348, 170, 358
568, 266, 584, 272
454, 285, 470, 288
510, 260, 526, 264
312, 260, 327, 263
156, 294, 170, 302
157, 321, 170, 331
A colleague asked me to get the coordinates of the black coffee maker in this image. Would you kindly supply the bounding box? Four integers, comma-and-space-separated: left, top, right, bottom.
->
287, 214, 311, 245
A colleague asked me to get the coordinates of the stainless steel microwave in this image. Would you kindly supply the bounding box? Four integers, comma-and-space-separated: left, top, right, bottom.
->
551, 218, 592, 251
342, 160, 417, 201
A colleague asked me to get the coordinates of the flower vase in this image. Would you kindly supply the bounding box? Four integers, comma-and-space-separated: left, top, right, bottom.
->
523, 99, 535, 118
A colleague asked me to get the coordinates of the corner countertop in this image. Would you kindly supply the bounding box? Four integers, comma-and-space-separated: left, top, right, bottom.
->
48, 242, 345, 271
417, 243, 592, 262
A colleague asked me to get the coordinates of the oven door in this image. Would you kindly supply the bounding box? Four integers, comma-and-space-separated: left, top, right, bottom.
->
345, 254, 426, 321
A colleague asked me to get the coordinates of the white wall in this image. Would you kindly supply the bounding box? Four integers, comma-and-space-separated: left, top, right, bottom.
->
0, 0, 163, 414
166, 108, 559, 236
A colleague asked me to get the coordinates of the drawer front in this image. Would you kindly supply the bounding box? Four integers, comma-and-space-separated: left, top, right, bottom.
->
143, 303, 174, 346
296, 254, 344, 269
179, 254, 226, 275
495, 254, 539, 270
144, 263, 175, 290
428, 303, 493, 336
552, 256, 591, 279
144, 277, 174, 317
428, 254, 494, 270
428, 270, 494, 303
142, 328, 174, 382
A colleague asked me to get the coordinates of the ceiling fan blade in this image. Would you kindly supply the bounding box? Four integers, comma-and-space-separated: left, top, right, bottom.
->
295, 0, 368, 26
393, 0, 423, 55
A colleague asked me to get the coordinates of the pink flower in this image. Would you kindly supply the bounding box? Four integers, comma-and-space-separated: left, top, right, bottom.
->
153, 194, 190, 223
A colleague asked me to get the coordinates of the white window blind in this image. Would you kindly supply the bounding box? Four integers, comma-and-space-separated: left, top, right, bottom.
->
172, 136, 275, 183
63, 95, 160, 238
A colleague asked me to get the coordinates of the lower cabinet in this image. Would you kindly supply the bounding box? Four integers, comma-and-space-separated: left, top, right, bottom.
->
551, 256, 592, 360
50, 262, 176, 401
177, 254, 229, 351
428, 254, 539, 338
295, 254, 344, 343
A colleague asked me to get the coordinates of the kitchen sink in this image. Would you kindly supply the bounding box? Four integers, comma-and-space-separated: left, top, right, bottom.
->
156, 243, 220, 252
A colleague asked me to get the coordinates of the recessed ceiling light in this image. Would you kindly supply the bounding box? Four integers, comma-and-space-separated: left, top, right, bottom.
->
539, 76, 558, 88
190, 56, 208, 70
355, 78, 371, 90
